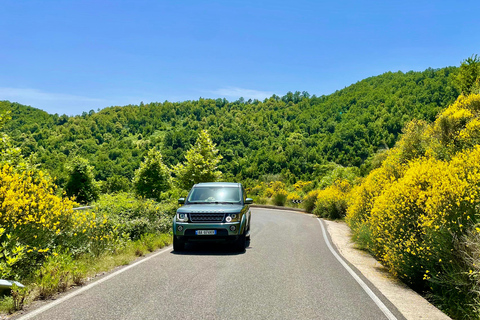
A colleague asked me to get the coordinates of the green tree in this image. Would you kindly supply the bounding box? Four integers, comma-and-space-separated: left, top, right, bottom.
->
133, 148, 170, 200
103, 175, 131, 193
173, 130, 222, 190
65, 156, 99, 204
0, 110, 23, 167
456, 54, 480, 95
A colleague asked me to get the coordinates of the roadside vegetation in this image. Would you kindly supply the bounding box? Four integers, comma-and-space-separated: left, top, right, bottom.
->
0, 126, 220, 314
305, 56, 480, 319
0, 55, 479, 318
250, 56, 480, 319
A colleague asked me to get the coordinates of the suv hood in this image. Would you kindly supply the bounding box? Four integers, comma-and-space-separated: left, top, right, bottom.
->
177, 204, 244, 214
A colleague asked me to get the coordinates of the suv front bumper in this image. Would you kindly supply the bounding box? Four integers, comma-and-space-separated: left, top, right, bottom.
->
173, 220, 242, 242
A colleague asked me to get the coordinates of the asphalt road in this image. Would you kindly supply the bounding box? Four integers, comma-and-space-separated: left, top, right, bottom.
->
17, 208, 405, 320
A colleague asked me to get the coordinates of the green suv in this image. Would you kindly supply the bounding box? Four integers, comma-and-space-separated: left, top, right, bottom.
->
173, 182, 252, 252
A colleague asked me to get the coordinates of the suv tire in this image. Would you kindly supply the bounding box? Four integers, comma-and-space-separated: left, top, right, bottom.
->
235, 232, 246, 252
173, 237, 185, 252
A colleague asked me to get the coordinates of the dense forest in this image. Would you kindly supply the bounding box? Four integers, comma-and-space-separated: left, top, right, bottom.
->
0, 66, 459, 191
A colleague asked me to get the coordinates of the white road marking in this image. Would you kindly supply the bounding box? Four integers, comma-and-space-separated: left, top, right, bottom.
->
17, 246, 172, 320
317, 218, 398, 320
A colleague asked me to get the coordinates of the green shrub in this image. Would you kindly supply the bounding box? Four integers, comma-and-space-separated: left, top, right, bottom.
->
35, 252, 82, 299
65, 156, 99, 204
103, 175, 131, 193
351, 224, 374, 251
252, 196, 267, 205
313, 193, 347, 219
302, 190, 320, 213
93, 193, 176, 240
272, 189, 288, 206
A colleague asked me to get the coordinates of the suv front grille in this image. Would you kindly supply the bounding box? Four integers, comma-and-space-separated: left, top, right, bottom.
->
189, 212, 225, 223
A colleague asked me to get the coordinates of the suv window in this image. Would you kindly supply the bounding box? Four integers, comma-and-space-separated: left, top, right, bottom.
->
187, 186, 241, 203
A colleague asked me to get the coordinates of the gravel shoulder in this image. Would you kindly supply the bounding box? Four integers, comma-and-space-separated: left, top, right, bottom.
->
323, 219, 451, 320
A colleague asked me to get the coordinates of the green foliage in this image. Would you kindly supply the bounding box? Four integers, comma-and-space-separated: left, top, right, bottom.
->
0, 65, 462, 187
173, 130, 222, 190
0, 110, 23, 169
35, 252, 82, 299
0, 282, 30, 312
456, 54, 480, 95
316, 163, 360, 189
93, 192, 176, 240
65, 156, 99, 204
0, 228, 25, 280
302, 190, 320, 213
102, 175, 131, 194
133, 148, 170, 200
272, 189, 288, 206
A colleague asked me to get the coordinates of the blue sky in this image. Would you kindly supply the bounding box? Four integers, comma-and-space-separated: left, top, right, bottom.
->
1, 0, 479, 116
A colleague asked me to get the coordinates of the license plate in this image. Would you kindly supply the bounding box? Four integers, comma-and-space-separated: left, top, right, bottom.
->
196, 230, 216, 235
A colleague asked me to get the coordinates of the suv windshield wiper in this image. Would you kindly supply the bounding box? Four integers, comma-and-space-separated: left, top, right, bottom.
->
211, 201, 238, 204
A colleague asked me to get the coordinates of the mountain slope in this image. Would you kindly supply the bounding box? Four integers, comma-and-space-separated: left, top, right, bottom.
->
1, 66, 460, 186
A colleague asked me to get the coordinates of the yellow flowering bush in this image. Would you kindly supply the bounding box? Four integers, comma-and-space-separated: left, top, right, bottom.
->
345, 94, 480, 318
263, 181, 286, 200
286, 192, 302, 207
0, 164, 108, 278
346, 156, 403, 230
263, 187, 274, 198
249, 183, 266, 196
429, 93, 480, 156
313, 179, 351, 219
270, 181, 286, 191
293, 180, 312, 191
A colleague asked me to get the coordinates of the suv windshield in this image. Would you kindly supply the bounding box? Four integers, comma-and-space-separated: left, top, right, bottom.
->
187, 186, 241, 203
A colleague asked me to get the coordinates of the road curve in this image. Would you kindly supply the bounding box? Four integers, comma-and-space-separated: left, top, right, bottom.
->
16, 208, 405, 320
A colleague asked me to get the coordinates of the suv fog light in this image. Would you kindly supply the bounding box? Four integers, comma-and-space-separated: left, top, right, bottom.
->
230, 225, 236, 231
177, 225, 184, 232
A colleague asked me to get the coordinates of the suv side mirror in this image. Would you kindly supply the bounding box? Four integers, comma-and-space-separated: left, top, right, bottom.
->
178, 198, 185, 204
245, 198, 253, 204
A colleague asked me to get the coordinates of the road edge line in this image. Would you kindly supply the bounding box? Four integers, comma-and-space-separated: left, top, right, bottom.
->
17, 246, 172, 320
317, 218, 397, 320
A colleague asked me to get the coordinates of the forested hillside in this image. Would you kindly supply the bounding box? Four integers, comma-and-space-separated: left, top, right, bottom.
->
0, 66, 459, 189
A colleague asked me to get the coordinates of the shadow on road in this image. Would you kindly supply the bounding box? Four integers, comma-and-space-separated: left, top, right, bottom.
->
171, 239, 252, 256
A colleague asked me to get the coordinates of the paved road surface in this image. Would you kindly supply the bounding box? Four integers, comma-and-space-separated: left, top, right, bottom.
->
17, 208, 405, 320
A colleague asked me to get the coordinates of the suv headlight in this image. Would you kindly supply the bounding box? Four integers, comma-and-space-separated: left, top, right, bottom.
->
225, 213, 240, 222
177, 213, 188, 222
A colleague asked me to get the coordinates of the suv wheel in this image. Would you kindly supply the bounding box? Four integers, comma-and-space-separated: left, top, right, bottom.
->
235, 233, 246, 252
173, 237, 185, 252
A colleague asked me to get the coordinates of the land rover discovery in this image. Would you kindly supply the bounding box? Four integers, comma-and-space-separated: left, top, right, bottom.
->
172, 182, 252, 252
